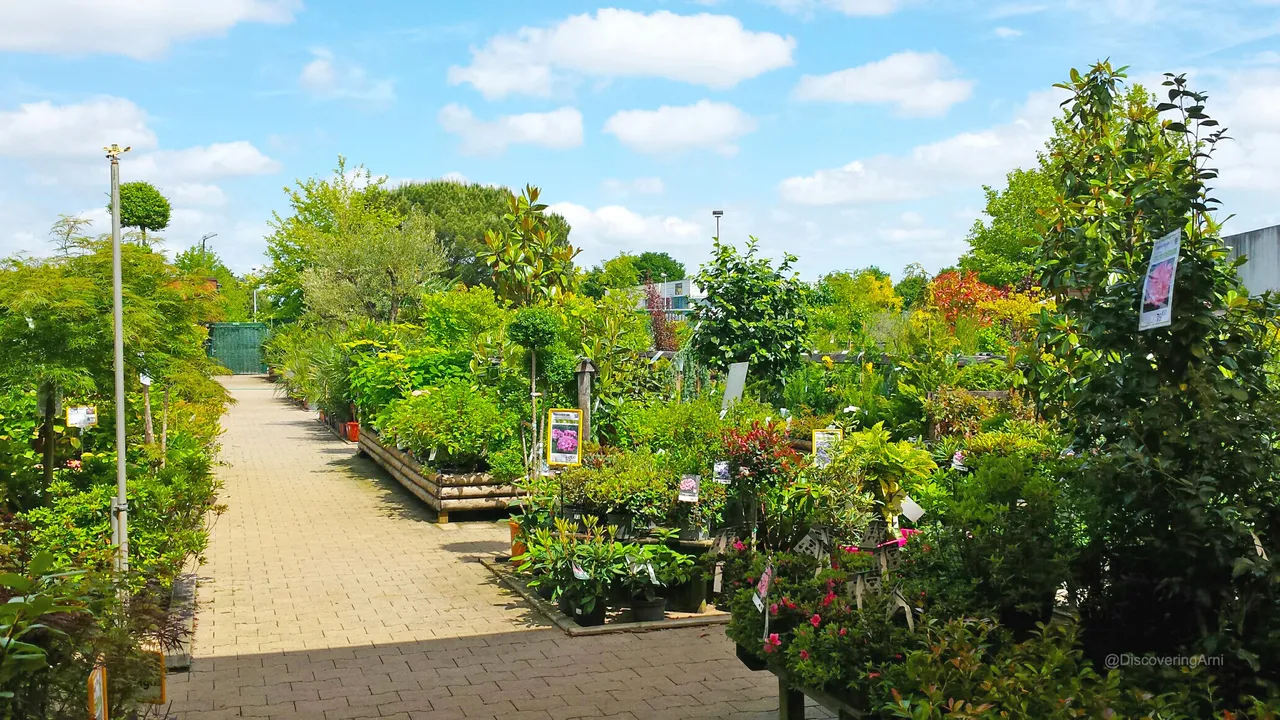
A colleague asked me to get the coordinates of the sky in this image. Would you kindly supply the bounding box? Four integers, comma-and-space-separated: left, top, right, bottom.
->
1, 0, 1278, 279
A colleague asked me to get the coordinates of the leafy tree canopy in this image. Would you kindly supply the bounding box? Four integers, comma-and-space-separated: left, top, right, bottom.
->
482, 185, 580, 307
958, 168, 1055, 288
174, 246, 256, 322
111, 181, 171, 247
386, 179, 571, 286
691, 238, 809, 379
632, 252, 686, 283
894, 263, 930, 310
580, 253, 640, 299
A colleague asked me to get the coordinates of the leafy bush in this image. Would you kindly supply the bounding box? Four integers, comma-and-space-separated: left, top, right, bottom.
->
507, 305, 562, 350
379, 381, 517, 471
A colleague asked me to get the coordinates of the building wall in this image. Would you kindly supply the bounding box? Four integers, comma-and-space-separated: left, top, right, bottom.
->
1223, 225, 1280, 295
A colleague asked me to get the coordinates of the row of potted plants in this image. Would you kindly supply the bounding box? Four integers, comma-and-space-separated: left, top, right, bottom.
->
512, 517, 705, 626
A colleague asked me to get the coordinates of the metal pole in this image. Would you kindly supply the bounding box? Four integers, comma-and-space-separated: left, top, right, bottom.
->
107, 145, 130, 573
253, 287, 259, 320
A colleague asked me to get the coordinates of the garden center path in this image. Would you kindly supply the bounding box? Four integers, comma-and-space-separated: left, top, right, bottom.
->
170, 376, 831, 720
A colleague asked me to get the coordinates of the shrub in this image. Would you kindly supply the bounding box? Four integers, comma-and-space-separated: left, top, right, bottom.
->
379, 381, 517, 471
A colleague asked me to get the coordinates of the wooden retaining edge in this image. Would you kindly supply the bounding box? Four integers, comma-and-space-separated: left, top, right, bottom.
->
361, 428, 518, 490
478, 558, 730, 637
359, 431, 520, 514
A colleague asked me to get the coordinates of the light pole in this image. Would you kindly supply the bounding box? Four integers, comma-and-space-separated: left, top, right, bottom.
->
712, 209, 724, 239
106, 144, 131, 573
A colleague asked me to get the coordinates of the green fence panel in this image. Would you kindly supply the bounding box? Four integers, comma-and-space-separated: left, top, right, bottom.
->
208, 322, 269, 375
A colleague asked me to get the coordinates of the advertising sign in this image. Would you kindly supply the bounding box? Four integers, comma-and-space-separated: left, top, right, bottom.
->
547, 409, 583, 467
66, 405, 98, 429
1139, 229, 1182, 331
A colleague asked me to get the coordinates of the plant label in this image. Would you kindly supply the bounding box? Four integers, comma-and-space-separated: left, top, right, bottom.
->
1139, 228, 1181, 331
721, 362, 749, 412
678, 475, 700, 503
646, 562, 658, 585
812, 429, 843, 468
713, 461, 731, 485
66, 405, 98, 429
139, 373, 152, 387
752, 593, 765, 612
88, 663, 107, 720
757, 563, 773, 598
713, 562, 724, 593
547, 409, 583, 466
795, 529, 829, 559
572, 563, 588, 580
900, 495, 926, 523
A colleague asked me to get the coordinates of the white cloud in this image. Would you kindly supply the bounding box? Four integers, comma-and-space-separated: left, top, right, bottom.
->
794, 51, 974, 117
604, 100, 757, 156
0, 0, 300, 59
549, 202, 706, 264
779, 89, 1062, 205
0, 97, 157, 159
447, 9, 794, 99
994, 26, 1023, 38
168, 183, 227, 206
438, 104, 584, 156
602, 177, 665, 196
767, 0, 906, 16
298, 48, 395, 103
988, 3, 1048, 18
1213, 67, 1280, 192
128, 142, 281, 184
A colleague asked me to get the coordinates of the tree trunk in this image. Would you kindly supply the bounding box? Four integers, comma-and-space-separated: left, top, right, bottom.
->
143, 383, 155, 445
41, 382, 55, 489
529, 351, 538, 483
161, 387, 170, 468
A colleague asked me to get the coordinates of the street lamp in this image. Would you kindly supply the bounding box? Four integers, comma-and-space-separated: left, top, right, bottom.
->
105, 144, 131, 573
712, 210, 724, 239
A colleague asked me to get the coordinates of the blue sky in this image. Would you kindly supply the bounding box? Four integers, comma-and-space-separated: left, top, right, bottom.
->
1, 0, 1278, 278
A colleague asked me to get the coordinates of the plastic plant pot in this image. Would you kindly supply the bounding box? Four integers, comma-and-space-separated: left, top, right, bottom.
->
630, 596, 666, 623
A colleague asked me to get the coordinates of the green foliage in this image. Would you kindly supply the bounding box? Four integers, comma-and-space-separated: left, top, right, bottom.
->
412, 285, 508, 348
958, 167, 1055, 288
0, 552, 88, 698
112, 182, 170, 245
1035, 63, 1280, 692
894, 263, 930, 310
174, 246, 255, 321
580, 253, 641, 299
507, 306, 562, 350
809, 269, 903, 352
387, 179, 572, 286
692, 238, 810, 380
379, 380, 516, 471
482, 186, 580, 306
828, 423, 937, 528
632, 252, 686, 283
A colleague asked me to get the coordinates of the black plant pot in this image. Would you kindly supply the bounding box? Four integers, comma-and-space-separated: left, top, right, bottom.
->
667, 577, 709, 613
558, 595, 607, 626
606, 512, 634, 540
536, 582, 555, 601
736, 643, 767, 672
630, 596, 667, 623
678, 523, 709, 541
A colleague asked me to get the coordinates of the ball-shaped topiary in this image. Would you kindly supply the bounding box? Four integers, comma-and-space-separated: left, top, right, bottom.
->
507, 306, 562, 350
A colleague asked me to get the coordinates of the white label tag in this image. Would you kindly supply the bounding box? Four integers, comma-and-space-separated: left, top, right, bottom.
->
713, 563, 724, 593
646, 563, 658, 585
900, 495, 925, 523
572, 564, 588, 580
752, 593, 765, 612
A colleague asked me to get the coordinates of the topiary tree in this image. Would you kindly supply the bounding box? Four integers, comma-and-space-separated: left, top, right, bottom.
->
508, 306, 564, 474
1035, 62, 1280, 700
691, 237, 810, 381
112, 181, 171, 247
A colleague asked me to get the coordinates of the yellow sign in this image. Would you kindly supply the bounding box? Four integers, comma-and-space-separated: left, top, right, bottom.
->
88, 664, 107, 720
547, 408, 583, 467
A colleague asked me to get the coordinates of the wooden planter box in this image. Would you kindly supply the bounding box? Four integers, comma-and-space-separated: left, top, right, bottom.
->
358, 427, 520, 523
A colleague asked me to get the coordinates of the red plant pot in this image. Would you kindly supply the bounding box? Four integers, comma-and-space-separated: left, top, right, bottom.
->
344, 422, 359, 442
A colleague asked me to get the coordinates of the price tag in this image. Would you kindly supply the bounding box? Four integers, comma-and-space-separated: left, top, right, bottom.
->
572, 564, 588, 580
900, 495, 925, 523
646, 563, 658, 585
713, 461, 731, 485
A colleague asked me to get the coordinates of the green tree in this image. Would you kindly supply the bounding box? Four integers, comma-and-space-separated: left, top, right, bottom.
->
580, 253, 641, 299
481, 186, 580, 306
47, 215, 93, 258
691, 238, 809, 379
958, 167, 1055, 288
632, 252, 685, 283
386, 180, 572, 286
111, 182, 171, 248
1035, 63, 1280, 696
262, 158, 402, 323
894, 263, 929, 309
808, 268, 902, 351
301, 207, 445, 324
173, 246, 254, 321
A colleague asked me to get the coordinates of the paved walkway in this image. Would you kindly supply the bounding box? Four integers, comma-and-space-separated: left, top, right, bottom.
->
169, 376, 822, 720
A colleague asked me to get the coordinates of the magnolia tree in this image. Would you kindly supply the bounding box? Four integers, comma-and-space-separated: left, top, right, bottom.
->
1034, 62, 1280, 696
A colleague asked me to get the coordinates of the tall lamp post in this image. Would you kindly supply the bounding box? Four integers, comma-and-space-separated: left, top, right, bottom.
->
712, 209, 724, 239
106, 144, 131, 573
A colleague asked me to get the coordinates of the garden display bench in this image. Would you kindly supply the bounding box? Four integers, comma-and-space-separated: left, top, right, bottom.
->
735, 648, 867, 720
480, 557, 730, 637
358, 427, 520, 523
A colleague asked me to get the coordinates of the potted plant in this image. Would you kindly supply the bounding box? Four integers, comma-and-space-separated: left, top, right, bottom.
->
618, 545, 666, 622
512, 526, 560, 601
550, 517, 620, 626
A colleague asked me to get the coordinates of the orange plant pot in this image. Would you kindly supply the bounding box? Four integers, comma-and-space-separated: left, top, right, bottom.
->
344, 422, 359, 442
509, 519, 526, 562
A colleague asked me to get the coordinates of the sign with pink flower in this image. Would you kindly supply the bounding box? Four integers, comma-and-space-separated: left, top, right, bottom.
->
1139, 228, 1181, 331
546, 409, 583, 466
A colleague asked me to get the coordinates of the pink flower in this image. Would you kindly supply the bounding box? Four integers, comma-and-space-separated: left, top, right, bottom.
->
868, 672, 881, 679
822, 591, 836, 607
897, 528, 920, 548
732, 540, 746, 552
799, 650, 809, 661
763, 633, 782, 653
65, 459, 82, 470
839, 627, 848, 637
769, 603, 779, 616
783, 597, 797, 610
810, 614, 821, 628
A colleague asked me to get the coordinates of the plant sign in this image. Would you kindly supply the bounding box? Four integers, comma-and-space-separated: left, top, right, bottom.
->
546, 409, 582, 466
713, 460, 731, 485
812, 428, 844, 468
1139, 228, 1181, 331
88, 663, 107, 720
678, 475, 700, 503
720, 361, 749, 415
66, 405, 98, 429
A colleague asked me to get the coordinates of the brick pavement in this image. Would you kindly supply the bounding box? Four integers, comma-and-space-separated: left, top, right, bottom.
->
169, 376, 832, 719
